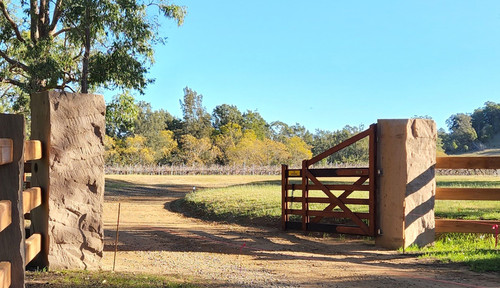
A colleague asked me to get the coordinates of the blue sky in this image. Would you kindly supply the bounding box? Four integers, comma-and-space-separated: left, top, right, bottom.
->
104, 1, 500, 132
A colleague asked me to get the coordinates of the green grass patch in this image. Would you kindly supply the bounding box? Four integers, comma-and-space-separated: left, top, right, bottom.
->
404, 233, 500, 272
26, 270, 197, 287
180, 184, 282, 226
436, 175, 500, 188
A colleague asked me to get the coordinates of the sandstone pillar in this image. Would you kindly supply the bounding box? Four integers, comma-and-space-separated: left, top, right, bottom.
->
30, 91, 105, 269
0, 114, 25, 287
376, 119, 436, 249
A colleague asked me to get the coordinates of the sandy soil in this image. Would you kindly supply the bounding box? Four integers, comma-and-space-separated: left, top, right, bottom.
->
98, 175, 500, 287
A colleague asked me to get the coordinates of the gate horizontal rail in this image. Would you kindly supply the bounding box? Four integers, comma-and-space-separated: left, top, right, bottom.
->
436, 156, 500, 169
435, 156, 500, 234
286, 168, 369, 177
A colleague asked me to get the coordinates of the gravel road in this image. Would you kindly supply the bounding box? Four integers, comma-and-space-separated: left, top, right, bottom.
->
100, 175, 500, 287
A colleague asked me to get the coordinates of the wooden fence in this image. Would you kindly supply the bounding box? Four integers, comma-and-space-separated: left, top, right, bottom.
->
0, 114, 43, 288
435, 156, 500, 234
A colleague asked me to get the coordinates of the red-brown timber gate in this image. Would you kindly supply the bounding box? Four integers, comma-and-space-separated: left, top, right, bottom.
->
281, 124, 377, 236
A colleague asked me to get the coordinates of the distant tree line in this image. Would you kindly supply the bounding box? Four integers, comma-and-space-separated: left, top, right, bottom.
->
3, 84, 497, 161
104, 87, 371, 167
439, 101, 500, 154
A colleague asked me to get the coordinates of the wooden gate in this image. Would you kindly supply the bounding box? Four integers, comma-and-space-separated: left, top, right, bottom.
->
1, 114, 43, 288
281, 124, 377, 236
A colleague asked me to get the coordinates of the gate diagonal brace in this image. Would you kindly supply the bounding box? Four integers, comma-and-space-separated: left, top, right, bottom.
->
311, 176, 368, 224
306, 170, 370, 234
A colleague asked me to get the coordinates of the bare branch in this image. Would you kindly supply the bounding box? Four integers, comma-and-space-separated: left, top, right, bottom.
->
52, 27, 73, 38
43, 82, 75, 93
0, 1, 27, 43
65, 85, 76, 93
0, 83, 14, 98
0, 77, 24, 87
72, 46, 84, 61
0, 49, 29, 71
48, 0, 63, 34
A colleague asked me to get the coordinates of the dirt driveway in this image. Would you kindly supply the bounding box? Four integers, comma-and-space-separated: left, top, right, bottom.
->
101, 175, 499, 287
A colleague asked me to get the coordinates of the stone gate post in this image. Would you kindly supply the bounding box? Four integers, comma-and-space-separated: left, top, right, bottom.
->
30, 91, 105, 269
376, 119, 437, 249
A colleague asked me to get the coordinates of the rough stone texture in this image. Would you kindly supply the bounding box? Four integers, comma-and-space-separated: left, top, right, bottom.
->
376, 119, 436, 249
30, 91, 105, 269
0, 114, 26, 288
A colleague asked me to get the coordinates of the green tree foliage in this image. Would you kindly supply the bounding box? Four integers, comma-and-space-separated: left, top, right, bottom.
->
241, 110, 270, 139
105, 91, 500, 165
105, 91, 139, 139
212, 104, 243, 131
270, 121, 313, 144
471, 101, 500, 143
134, 103, 178, 163
311, 125, 369, 164
135, 102, 167, 136
180, 87, 213, 138
154, 130, 178, 164
438, 101, 500, 154
436, 128, 446, 156
213, 123, 243, 164
0, 0, 186, 95
0, 84, 12, 113
442, 113, 477, 153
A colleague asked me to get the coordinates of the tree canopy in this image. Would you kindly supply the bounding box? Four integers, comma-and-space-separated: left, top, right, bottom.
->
103, 88, 381, 167
104, 89, 500, 166
0, 0, 186, 98
440, 101, 500, 154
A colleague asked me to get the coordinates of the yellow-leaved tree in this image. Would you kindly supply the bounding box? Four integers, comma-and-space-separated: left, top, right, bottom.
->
122, 135, 155, 165
154, 130, 178, 164
227, 130, 266, 165
285, 136, 312, 166
179, 135, 220, 165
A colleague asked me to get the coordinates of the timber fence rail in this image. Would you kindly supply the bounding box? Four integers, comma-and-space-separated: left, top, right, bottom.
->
435, 156, 500, 234
0, 114, 43, 288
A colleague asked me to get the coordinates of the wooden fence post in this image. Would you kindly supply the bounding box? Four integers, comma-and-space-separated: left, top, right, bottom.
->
0, 114, 26, 288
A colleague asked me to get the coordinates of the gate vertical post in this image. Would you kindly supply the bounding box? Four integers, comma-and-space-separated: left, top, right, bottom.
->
281, 164, 288, 230
376, 119, 436, 249
30, 91, 106, 269
368, 124, 377, 236
301, 160, 308, 231
0, 114, 26, 288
